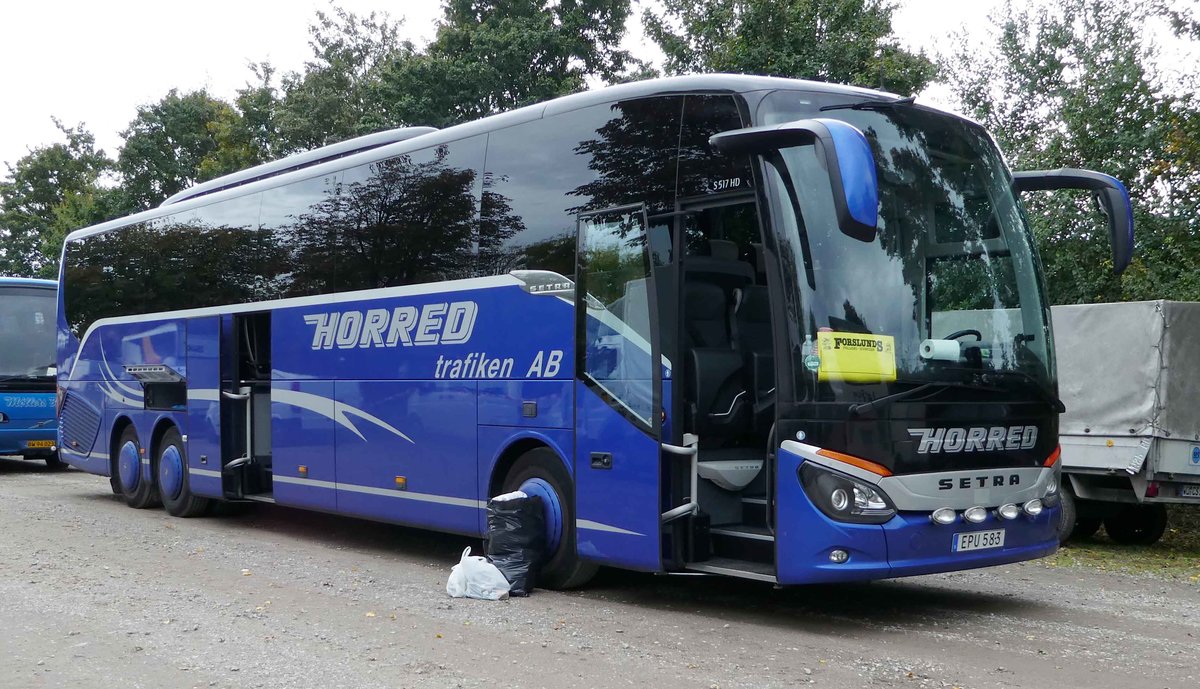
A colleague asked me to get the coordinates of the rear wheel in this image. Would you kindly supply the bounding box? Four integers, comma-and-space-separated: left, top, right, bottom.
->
501, 448, 597, 590
43, 452, 66, 471
156, 428, 211, 518
1104, 504, 1168, 545
114, 425, 158, 509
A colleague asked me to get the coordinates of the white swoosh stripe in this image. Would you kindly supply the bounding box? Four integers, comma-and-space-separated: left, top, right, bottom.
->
273, 475, 484, 508
271, 388, 413, 443
576, 519, 643, 536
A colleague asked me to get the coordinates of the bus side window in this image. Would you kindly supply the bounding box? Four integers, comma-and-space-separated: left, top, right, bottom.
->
337, 136, 486, 290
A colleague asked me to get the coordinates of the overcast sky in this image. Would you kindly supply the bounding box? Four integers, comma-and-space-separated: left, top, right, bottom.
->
0, 0, 999, 172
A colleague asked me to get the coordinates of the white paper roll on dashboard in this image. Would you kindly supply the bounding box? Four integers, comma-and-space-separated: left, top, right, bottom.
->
920, 339, 961, 361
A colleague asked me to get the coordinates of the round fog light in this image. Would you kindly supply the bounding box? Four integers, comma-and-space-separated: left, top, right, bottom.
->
998, 503, 1021, 520
829, 549, 849, 564
931, 507, 957, 525
963, 506, 988, 523
1023, 499, 1044, 517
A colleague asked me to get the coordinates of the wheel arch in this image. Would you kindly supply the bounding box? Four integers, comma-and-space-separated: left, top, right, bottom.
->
485, 430, 574, 501
108, 414, 136, 476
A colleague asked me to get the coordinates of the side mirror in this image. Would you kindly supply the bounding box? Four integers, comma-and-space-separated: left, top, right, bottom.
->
1011, 168, 1134, 274
710, 118, 879, 241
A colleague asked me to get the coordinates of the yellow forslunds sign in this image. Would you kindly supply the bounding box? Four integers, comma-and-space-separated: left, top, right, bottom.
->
816, 332, 897, 382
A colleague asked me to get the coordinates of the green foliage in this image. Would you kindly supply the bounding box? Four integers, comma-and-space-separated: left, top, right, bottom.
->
0, 120, 114, 277
116, 88, 254, 211
643, 0, 937, 95
946, 0, 1200, 304
377, 0, 635, 128
269, 6, 412, 153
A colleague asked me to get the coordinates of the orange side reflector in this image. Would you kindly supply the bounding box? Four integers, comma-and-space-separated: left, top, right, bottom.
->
395, 476, 408, 490
298, 465, 308, 477
1044, 445, 1062, 467
816, 448, 893, 477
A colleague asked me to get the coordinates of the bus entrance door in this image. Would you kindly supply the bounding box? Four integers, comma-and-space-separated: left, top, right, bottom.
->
573, 206, 667, 571
220, 312, 273, 500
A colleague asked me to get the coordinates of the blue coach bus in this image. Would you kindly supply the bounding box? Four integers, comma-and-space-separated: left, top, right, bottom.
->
1, 277, 61, 468
57, 75, 1133, 587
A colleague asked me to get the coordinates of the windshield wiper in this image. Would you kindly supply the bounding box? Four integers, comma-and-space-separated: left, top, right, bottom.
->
819, 95, 916, 113
980, 369, 1066, 413
848, 380, 1000, 417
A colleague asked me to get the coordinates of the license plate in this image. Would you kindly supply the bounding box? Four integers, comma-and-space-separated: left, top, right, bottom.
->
1181, 484, 1200, 498
25, 440, 55, 448
953, 529, 1005, 552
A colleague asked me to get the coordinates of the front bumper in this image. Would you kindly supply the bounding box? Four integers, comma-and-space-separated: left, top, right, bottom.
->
775, 446, 1059, 585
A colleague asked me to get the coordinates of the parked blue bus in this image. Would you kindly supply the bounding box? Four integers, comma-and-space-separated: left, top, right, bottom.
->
1, 276, 61, 468
56, 75, 1133, 587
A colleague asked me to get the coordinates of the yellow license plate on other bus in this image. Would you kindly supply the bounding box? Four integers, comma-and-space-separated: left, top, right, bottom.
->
25, 440, 55, 448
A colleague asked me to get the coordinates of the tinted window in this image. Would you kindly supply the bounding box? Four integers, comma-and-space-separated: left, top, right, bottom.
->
480, 97, 684, 278
260, 173, 343, 298
338, 136, 485, 290
676, 95, 751, 199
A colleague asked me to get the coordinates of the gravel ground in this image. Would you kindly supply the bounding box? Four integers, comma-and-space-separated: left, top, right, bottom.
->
2, 457, 1198, 689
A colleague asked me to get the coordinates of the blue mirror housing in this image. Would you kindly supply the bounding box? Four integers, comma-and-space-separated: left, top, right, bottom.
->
1011, 168, 1134, 274
710, 118, 879, 241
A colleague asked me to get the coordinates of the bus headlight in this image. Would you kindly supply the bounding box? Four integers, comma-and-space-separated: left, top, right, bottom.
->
799, 463, 896, 524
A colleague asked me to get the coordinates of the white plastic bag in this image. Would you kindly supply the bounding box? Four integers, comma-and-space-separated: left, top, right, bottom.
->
446, 546, 511, 600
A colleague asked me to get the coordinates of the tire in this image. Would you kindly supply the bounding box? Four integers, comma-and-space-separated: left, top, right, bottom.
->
1056, 487, 1077, 545
1104, 504, 1168, 545
500, 448, 597, 590
43, 452, 66, 471
156, 427, 211, 518
113, 424, 159, 509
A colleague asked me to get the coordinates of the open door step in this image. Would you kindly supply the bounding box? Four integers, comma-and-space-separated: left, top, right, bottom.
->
686, 556, 776, 583
709, 523, 774, 562
740, 494, 768, 525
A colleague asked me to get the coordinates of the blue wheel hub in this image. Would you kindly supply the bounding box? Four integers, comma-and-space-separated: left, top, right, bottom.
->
518, 477, 563, 553
117, 440, 140, 491
159, 445, 184, 500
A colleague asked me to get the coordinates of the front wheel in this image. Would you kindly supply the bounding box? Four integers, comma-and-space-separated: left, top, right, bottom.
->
501, 448, 597, 590
156, 428, 211, 518
1104, 504, 1168, 545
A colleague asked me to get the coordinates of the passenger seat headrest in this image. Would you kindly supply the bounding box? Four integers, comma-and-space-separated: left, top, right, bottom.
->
707, 239, 739, 262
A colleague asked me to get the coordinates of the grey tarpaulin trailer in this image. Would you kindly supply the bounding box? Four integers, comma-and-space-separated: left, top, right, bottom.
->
1053, 300, 1200, 544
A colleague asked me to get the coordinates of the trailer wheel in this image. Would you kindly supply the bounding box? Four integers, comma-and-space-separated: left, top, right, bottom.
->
1104, 504, 1168, 546
501, 447, 597, 590
1056, 488, 1077, 544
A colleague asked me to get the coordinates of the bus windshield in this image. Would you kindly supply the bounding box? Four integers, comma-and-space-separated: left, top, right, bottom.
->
0, 287, 57, 383
757, 90, 1055, 403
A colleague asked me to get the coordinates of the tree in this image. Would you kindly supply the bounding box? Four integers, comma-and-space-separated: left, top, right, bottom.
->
945, 0, 1200, 304
376, 0, 636, 128
0, 120, 114, 277
268, 5, 412, 153
116, 89, 254, 211
643, 0, 937, 95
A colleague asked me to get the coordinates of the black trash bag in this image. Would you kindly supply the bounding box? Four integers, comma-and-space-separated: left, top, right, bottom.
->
486, 493, 546, 596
